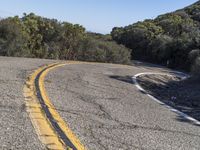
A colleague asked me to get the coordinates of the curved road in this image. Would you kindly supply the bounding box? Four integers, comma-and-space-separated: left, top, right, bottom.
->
0, 57, 200, 149
45, 63, 200, 150
0, 57, 57, 149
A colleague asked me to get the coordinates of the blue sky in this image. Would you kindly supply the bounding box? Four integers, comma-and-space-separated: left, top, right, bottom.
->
0, 0, 197, 34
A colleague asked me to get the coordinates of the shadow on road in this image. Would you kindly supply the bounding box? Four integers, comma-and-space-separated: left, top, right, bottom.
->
109, 75, 134, 85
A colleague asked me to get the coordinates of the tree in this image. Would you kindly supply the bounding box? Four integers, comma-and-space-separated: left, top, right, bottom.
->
0, 18, 29, 57
149, 34, 173, 63
111, 1, 200, 72
0, 13, 131, 65
58, 22, 85, 60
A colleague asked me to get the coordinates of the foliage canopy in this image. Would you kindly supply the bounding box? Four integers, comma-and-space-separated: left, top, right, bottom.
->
111, 1, 200, 73
0, 13, 131, 64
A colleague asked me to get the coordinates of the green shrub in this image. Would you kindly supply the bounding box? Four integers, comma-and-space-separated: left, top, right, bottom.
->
0, 13, 131, 65
77, 37, 131, 64
188, 49, 200, 63
0, 18, 30, 57
111, 1, 200, 71
191, 56, 200, 76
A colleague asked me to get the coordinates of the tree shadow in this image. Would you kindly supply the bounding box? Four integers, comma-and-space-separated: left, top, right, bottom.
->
109, 75, 134, 85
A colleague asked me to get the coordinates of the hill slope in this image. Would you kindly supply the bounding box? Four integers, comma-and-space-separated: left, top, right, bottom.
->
111, 1, 200, 73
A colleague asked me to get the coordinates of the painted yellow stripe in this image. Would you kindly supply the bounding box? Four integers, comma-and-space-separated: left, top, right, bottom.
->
23, 62, 86, 150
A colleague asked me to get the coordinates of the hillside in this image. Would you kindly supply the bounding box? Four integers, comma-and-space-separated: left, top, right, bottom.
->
111, 1, 200, 74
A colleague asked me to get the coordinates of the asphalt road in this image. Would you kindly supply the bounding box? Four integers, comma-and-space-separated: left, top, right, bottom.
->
45, 63, 200, 150
0, 57, 200, 150
0, 57, 58, 150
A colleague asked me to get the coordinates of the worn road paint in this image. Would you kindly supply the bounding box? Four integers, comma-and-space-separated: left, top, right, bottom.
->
23, 62, 86, 150
132, 72, 200, 126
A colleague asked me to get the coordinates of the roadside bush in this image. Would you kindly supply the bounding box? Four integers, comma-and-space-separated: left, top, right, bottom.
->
111, 1, 200, 71
149, 34, 173, 63
191, 56, 200, 77
77, 37, 131, 64
0, 13, 131, 65
188, 49, 200, 63
0, 18, 30, 57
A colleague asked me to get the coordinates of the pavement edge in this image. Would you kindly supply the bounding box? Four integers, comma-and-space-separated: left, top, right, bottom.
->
23, 62, 86, 150
132, 72, 200, 126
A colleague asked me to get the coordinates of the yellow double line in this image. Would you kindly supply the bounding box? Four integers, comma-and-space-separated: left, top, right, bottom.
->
23, 62, 86, 150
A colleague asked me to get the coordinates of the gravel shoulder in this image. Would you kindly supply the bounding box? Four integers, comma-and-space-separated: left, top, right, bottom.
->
45, 63, 200, 150
137, 74, 200, 122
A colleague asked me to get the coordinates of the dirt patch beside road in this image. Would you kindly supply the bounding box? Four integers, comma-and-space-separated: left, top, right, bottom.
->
137, 74, 200, 122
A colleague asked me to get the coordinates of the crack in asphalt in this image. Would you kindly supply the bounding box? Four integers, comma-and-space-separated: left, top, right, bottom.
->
45, 64, 200, 150
61, 87, 200, 138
